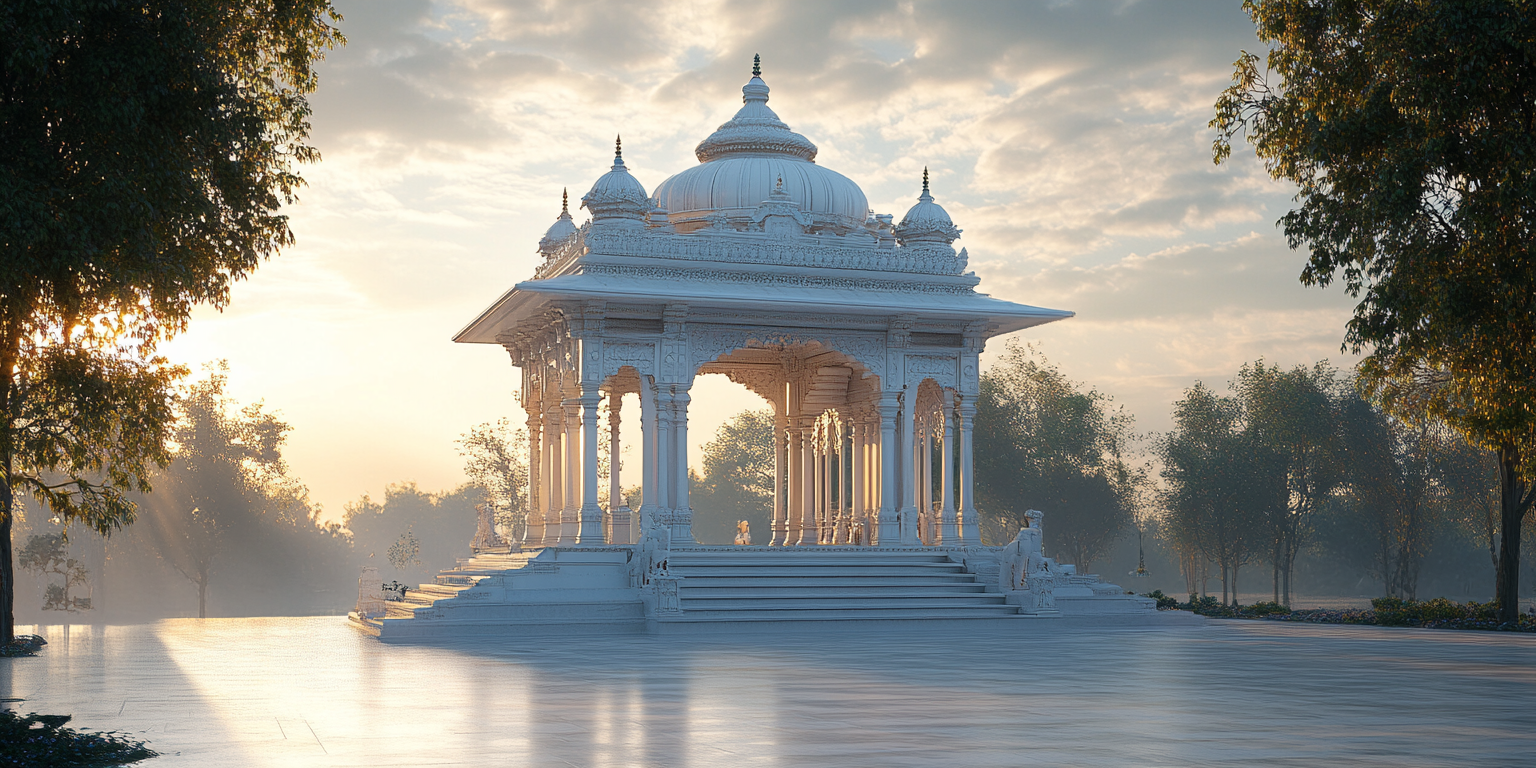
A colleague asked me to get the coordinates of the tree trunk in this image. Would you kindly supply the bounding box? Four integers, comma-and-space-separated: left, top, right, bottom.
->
0, 478, 12, 644
1495, 443, 1531, 623
1282, 552, 1293, 608
198, 573, 208, 619
1272, 541, 1280, 604
1231, 564, 1240, 607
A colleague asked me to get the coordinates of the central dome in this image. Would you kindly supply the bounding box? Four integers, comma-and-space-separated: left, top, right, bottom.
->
652, 61, 869, 234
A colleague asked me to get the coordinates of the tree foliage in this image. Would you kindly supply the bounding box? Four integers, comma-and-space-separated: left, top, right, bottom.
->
343, 483, 478, 584
456, 419, 529, 539
17, 533, 90, 612
689, 409, 775, 545
0, 0, 343, 640
1159, 383, 1266, 605
974, 342, 1139, 570
142, 366, 291, 618
1212, 0, 1536, 620
1235, 360, 1346, 606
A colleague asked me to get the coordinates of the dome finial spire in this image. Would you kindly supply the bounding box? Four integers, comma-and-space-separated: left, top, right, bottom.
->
561, 187, 569, 215
753, 53, 761, 77
615, 134, 623, 159
922, 167, 929, 192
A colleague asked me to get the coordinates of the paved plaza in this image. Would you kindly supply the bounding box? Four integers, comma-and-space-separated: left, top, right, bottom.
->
3, 617, 1532, 767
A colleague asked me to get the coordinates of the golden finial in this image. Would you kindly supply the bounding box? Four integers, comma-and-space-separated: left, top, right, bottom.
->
561, 188, 569, 215
753, 54, 761, 77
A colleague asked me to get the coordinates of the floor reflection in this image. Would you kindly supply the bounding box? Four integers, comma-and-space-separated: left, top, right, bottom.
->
3, 618, 1533, 767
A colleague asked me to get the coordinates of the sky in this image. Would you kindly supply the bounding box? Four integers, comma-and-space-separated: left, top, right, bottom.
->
160, 0, 1361, 524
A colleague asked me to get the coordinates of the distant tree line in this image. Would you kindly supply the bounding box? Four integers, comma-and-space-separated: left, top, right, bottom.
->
12, 367, 509, 622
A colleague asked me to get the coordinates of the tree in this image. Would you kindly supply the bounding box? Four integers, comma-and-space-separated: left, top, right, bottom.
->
0, 1, 342, 640
1213, 0, 1536, 622
1159, 382, 1266, 606
456, 419, 529, 540
343, 483, 478, 585
1235, 360, 1345, 606
974, 342, 1138, 570
689, 409, 774, 545
143, 367, 287, 618
17, 533, 90, 612
1336, 396, 1443, 600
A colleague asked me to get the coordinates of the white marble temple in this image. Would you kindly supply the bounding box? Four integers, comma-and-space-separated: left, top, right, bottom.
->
5, 618, 1533, 767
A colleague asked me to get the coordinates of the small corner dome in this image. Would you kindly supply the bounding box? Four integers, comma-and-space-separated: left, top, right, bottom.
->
581, 137, 649, 222
894, 169, 961, 246
651, 57, 869, 233
538, 189, 579, 254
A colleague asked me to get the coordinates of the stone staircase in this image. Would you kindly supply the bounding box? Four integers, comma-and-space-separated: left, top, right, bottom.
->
356, 550, 542, 630
661, 549, 1023, 623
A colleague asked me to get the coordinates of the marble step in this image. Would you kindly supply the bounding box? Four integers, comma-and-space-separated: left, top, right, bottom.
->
681, 594, 1008, 608
673, 574, 981, 587
667, 553, 958, 565
673, 605, 1021, 621
664, 567, 969, 579
679, 581, 989, 594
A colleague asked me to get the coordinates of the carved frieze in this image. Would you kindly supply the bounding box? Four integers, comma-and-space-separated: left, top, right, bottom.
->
906, 354, 959, 390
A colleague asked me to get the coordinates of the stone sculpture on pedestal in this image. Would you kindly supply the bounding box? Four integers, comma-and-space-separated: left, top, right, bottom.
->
470, 503, 510, 553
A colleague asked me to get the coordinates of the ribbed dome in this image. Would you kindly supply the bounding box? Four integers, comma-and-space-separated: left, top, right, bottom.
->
652, 59, 869, 233
538, 189, 579, 255
894, 169, 961, 246
581, 137, 649, 225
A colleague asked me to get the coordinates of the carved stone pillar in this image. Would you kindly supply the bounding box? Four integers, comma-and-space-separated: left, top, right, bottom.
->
814, 420, 826, 544
638, 379, 657, 532
654, 386, 672, 513
786, 418, 804, 545
921, 414, 933, 544
958, 399, 979, 544
525, 409, 543, 547
771, 402, 787, 546
797, 419, 818, 546
671, 386, 693, 544
940, 395, 958, 545
543, 405, 563, 547
849, 418, 863, 545
898, 389, 920, 545
562, 396, 581, 544
877, 393, 900, 547
577, 389, 604, 544
608, 391, 622, 512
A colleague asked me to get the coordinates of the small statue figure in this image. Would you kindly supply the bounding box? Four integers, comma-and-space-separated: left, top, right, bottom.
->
733, 520, 752, 546
470, 503, 509, 553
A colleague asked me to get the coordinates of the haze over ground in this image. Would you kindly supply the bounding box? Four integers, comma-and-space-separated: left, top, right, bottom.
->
159, 1, 1359, 523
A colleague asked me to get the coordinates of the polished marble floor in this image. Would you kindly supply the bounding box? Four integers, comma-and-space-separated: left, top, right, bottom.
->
3, 616, 1532, 767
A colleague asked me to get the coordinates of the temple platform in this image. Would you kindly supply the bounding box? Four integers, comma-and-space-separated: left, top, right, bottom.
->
349, 544, 1165, 641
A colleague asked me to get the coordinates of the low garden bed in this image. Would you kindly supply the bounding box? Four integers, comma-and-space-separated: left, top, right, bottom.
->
1141, 591, 1536, 633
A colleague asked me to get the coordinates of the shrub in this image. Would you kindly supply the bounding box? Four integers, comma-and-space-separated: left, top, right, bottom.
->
1243, 601, 1291, 617
1140, 590, 1180, 610
0, 710, 155, 767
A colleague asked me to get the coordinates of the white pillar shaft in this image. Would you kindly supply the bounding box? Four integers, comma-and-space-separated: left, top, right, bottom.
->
787, 424, 804, 545
578, 393, 604, 544
526, 416, 542, 547
608, 393, 622, 511
639, 382, 656, 529
877, 400, 899, 547
654, 389, 671, 512
563, 400, 581, 544
544, 409, 562, 547
940, 400, 958, 545
671, 388, 692, 543
922, 424, 933, 543
798, 423, 817, 545
959, 403, 978, 544
851, 421, 865, 545
772, 404, 787, 546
